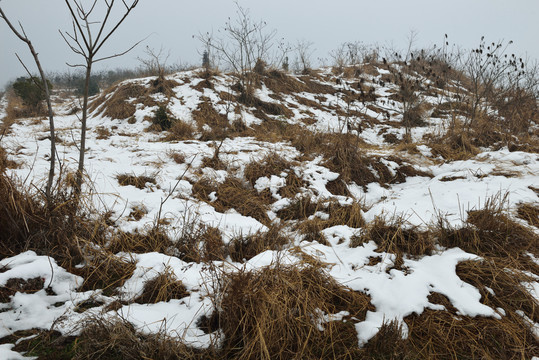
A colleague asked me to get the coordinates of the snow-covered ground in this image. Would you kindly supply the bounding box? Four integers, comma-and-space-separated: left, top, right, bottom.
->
0, 68, 537, 358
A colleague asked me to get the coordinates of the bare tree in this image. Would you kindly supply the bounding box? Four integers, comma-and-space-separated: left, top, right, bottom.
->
0, 6, 57, 206
462, 38, 520, 130
198, 3, 276, 103
137, 45, 170, 79
295, 39, 314, 75
60, 0, 140, 195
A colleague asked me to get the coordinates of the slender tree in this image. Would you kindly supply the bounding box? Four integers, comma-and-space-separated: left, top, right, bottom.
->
0, 6, 57, 206
60, 0, 140, 196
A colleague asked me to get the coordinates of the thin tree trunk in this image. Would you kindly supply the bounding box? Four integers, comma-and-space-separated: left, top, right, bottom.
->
75, 61, 92, 195
0, 8, 56, 207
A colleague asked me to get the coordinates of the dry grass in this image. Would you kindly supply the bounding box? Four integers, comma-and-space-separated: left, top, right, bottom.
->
404, 307, 538, 359
351, 217, 435, 256
72, 317, 212, 360
437, 197, 539, 258
135, 267, 189, 304
0, 173, 87, 266
517, 203, 539, 228
192, 177, 271, 225
107, 228, 173, 254
227, 225, 290, 262
296, 200, 366, 243
175, 225, 226, 263
0, 146, 18, 171
91, 82, 145, 119
117, 173, 157, 189
90, 78, 179, 120
164, 119, 196, 141
276, 195, 321, 221
215, 262, 373, 359
74, 250, 136, 296
168, 150, 186, 164
94, 126, 111, 140
244, 152, 294, 186
0, 277, 45, 303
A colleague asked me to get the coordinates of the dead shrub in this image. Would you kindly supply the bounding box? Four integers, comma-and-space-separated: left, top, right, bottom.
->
135, 267, 189, 304
117, 173, 157, 189
216, 263, 373, 359
228, 225, 289, 262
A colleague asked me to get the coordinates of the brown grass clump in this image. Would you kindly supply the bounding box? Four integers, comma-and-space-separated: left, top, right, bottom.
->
404, 309, 538, 359
75, 251, 136, 296
456, 259, 538, 323
437, 200, 539, 258
216, 263, 373, 359
164, 119, 196, 141
91, 82, 146, 119
117, 173, 157, 189
90, 78, 179, 120
0, 173, 90, 266
0, 277, 45, 303
427, 132, 480, 161
276, 195, 320, 221
360, 320, 412, 359
94, 126, 111, 140
297, 200, 366, 243
351, 217, 435, 257
135, 267, 189, 304
517, 202, 539, 228
107, 228, 173, 254
193, 98, 235, 141
193, 177, 271, 225
72, 317, 213, 360
168, 150, 186, 164
227, 225, 290, 262
0, 146, 18, 171
244, 152, 293, 186
175, 225, 226, 263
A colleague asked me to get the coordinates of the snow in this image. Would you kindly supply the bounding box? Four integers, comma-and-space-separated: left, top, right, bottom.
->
0, 69, 537, 357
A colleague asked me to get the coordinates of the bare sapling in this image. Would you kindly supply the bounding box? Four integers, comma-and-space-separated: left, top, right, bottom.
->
198, 3, 276, 104
60, 0, 141, 197
0, 6, 57, 207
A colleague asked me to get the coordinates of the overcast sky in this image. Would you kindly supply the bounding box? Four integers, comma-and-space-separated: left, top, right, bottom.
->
1, 0, 538, 88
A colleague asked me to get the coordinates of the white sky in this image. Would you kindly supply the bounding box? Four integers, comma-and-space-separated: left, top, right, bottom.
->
1, 0, 538, 88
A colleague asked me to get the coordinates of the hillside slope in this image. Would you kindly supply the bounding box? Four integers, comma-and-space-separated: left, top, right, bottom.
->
0, 63, 538, 358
